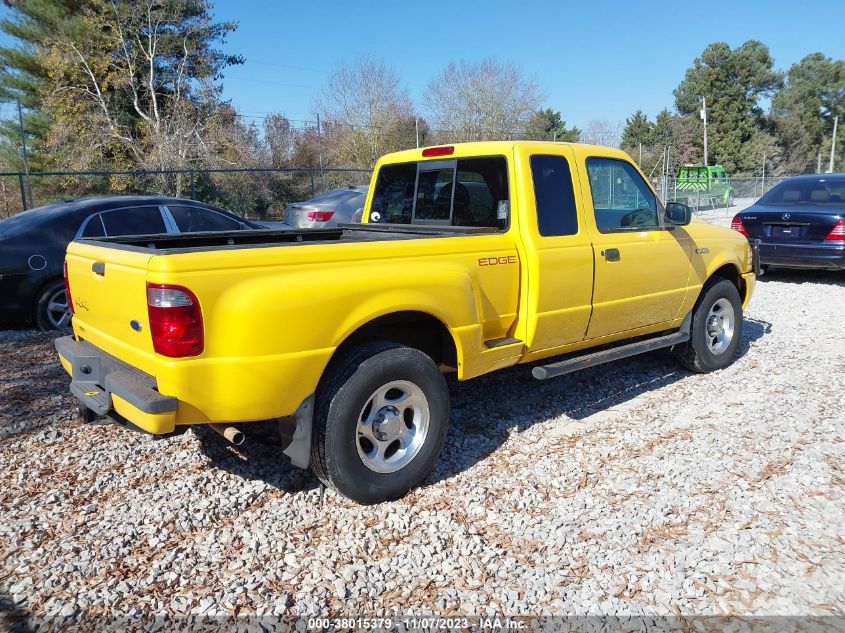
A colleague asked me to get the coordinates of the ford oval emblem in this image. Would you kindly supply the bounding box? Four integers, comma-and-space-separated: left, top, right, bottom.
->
130, 320, 142, 332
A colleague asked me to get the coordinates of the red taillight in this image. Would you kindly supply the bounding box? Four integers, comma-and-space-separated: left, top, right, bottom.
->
305, 210, 335, 222
422, 145, 454, 157
147, 283, 203, 358
825, 219, 845, 240
63, 260, 74, 316
730, 215, 748, 237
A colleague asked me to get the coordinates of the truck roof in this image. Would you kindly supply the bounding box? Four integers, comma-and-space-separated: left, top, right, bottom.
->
379, 140, 628, 165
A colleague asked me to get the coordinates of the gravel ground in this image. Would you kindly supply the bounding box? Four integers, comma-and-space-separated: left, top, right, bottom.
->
1, 267, 844, 628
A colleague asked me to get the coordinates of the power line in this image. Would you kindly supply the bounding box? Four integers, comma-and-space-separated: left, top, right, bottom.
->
244, 60, 330, 74
224, 76, 316, 89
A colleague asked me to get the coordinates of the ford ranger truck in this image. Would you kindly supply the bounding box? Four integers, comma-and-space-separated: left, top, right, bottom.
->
56, 142, 759, 504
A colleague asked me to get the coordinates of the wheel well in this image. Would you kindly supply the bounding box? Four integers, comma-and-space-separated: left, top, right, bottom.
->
333, 311, 458, 369
708, 264, 745, 302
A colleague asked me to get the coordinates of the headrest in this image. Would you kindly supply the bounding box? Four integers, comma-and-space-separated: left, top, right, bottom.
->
782, 190, 801, 202
809, 189, 830, 202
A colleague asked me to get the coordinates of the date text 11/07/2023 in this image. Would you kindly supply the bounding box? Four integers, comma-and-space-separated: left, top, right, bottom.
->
307, 616, 527, 629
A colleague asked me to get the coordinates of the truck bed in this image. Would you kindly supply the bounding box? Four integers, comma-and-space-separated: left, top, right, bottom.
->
81, 223, 499, 254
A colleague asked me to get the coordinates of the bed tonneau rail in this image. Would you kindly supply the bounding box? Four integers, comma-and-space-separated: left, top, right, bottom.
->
76, 223, 498, 253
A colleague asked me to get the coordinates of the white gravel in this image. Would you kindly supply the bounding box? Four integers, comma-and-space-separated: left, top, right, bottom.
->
1, 267, 844, 626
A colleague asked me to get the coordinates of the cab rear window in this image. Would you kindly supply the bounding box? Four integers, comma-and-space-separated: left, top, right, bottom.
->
369, 157, 509, 229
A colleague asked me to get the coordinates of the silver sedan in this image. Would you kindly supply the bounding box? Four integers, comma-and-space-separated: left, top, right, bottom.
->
284, 186, 368, 229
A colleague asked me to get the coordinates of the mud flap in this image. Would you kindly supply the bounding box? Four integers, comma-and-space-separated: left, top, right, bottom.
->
279, 395, 313, 469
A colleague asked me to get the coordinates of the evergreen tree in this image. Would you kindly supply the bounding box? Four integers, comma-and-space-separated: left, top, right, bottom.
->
0, 0, 242, 172
771, 53, 845, 173
674, 40, 781, 174
525, 108, 580, 141
620, 110, 653, 149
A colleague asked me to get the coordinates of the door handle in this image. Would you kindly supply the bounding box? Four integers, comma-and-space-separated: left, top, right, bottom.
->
601, 248, 621, 262
92, 261, 105, 276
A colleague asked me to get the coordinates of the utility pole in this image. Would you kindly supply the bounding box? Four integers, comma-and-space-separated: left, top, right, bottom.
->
817, 153, 822, 174
700, 97, 708, 166
638, 142, 642, 165
16, 99, 32, 209
415, 117, 420, 148
761, 152, 766, 196
830, 115, 839, 173
316, 113, 324, 192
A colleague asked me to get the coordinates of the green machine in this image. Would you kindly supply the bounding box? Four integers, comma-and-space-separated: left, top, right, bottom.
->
676, 164, 734, 207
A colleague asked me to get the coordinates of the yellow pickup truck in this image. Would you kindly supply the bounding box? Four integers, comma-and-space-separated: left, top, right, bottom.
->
56, 141, 758, 503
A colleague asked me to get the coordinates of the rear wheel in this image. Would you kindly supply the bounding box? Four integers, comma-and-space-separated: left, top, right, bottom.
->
311, 341, 449, 504
677, 278, 743, 373
34, 280, 71, 331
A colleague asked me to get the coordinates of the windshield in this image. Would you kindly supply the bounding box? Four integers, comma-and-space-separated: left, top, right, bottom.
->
679, 167, 705, 180
758, 178, 845, 206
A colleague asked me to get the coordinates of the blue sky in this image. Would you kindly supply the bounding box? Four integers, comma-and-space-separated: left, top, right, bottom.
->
212, 0, 845, 129
1, 0, 843, 129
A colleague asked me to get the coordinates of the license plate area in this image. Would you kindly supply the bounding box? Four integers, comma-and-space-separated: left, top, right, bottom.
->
766, 223, 805, 239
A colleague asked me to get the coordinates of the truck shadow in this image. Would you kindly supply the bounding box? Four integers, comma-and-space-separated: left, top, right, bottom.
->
194, 318, 770, 497
0, 331, 77, 443
193, 422, 320, 495
430, 317, 771, 485
0, 592, 36, 633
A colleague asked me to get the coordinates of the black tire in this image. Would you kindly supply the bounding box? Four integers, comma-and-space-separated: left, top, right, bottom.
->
34, 279, 72, 331
677, 278, 743, 373
311, 341, 449, 504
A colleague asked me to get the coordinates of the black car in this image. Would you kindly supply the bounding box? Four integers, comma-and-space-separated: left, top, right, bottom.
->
731, 174, 845, 271
0, 195, 270, 330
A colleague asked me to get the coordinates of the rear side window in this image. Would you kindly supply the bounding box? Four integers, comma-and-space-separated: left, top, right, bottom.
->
168, 205, 242, 232
80, 214, 105, 238
530, 155, 578, 236
369, 156, 509, 229
101, 206, 167, 236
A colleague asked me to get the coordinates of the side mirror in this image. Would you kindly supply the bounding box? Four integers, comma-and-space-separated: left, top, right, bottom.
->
665, 202, 691, 226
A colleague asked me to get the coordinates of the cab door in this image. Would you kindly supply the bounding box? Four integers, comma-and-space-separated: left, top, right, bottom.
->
579, 157, 692, 339
519, 147, 594, 352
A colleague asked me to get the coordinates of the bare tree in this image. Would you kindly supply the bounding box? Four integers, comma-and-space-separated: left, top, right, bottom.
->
264, 114, 296, 168
316, 55, 415, 168
580, 120, 622, 148
41, 0, 242, 194
424, 59, 543, 142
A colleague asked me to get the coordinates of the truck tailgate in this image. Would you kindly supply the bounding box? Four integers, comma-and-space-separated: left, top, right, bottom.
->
65, 240, 157, 375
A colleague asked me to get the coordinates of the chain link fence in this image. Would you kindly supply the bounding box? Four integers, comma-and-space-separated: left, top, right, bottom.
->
0, 166, 805, 224
651, 176, 794, 217
0, 167, 372, 222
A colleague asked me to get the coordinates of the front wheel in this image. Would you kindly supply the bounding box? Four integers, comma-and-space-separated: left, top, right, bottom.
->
676, 278, 743, 373
311, 341, 450, 504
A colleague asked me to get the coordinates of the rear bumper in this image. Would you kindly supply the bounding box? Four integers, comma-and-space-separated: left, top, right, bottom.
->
758, 241, 845, 270
55, 335, 177, 434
